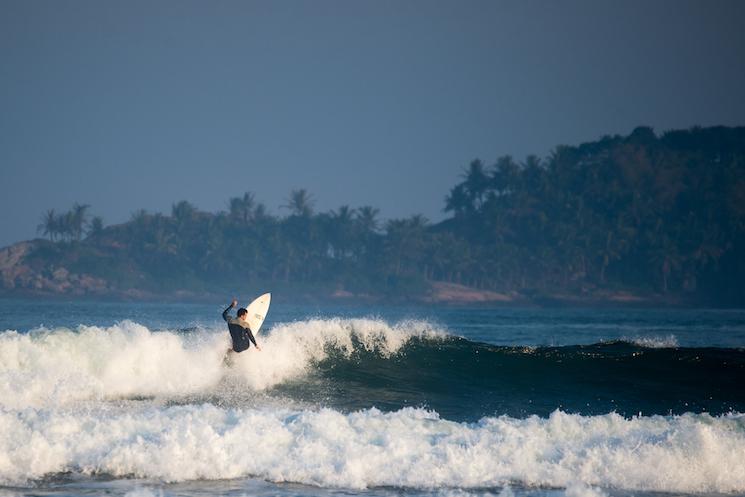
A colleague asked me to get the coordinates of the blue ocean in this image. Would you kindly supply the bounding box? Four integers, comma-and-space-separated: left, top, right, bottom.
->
1, 298, 744, 497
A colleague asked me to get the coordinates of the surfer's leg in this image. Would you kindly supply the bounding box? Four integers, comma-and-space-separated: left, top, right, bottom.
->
223, 348, 235, 366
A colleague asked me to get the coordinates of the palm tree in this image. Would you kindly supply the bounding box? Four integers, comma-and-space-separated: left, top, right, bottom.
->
385, 215, 429, 277
329, 205, 355, 259
172, 201, 197, 227
130, 209, 150, 225
70, 203, 90, 241
88, 216, 104, 237
279, 190, 317, 281
350, 206, 382, 276
356, 206, 380, 234
37, 209, 58, 241
490, 155, 520, 196
253, 203, 270, 222
59, 210, 74, 241
522, 155, 544, 193
463, 159, 489, 209
171, 201, 198, 255
284, 189, 314, 218
444, 183, 471, 217
229, 192, 255, 224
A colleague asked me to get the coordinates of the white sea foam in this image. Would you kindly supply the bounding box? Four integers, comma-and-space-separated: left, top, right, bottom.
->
562, 483, 608, 497
124, 489, 165, 497
0, 318, 443, 408
0, 321, 227, 409
625, 335, 679, 348
1, 405, 744, 493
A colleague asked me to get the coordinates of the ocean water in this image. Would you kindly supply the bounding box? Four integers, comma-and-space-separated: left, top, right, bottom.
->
0, 298, 744, 497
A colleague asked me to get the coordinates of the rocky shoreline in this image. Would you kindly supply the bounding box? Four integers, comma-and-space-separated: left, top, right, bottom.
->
0, 242, 110, 296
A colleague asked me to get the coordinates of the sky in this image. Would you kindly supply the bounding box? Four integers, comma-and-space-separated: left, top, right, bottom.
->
1, 0, 744, 248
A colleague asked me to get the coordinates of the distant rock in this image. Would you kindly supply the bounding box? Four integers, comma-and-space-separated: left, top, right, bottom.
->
0, 240, 109, 297
0, 241, 35, 290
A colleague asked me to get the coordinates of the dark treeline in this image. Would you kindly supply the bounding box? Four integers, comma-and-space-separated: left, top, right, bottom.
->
31, 126, 745, 304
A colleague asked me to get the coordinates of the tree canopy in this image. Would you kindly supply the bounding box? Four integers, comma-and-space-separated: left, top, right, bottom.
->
27, 126, 745, 305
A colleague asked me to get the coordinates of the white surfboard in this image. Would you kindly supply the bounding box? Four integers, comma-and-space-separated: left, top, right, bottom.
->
244, 292, 271, 334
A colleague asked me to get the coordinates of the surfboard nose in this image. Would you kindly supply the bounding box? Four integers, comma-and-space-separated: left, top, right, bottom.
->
246, 292, 272, 334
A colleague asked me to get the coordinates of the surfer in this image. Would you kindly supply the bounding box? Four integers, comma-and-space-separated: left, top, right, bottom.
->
223, 298, 262, 354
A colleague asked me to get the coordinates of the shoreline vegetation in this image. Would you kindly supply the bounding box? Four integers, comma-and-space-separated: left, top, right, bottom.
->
2, 125, 744, 307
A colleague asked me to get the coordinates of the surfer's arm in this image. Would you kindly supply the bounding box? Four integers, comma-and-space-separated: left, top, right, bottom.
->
222, 300, 236, 322
245, 328, 260, 350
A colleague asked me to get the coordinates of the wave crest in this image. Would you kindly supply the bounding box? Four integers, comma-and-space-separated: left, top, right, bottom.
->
230, 317, 444, 390
0, 318, 445, 408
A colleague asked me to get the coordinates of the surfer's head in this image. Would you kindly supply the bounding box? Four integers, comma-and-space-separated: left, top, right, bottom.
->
237, 308, 248, 319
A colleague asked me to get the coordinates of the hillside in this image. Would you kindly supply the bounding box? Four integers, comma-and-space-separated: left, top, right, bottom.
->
2, 125, 744, 306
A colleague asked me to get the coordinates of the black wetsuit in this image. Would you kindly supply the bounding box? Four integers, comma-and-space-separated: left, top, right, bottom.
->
222, 305, 258, 353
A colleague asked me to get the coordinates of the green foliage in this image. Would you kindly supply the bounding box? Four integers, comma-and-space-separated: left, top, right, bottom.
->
442, 125, 745, 303
36, 203, 91, 242
30, 126, 745, 304
88, 216, 104, 237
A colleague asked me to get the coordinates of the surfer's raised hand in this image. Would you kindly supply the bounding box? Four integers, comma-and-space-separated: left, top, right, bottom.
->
231, 298, 238, 307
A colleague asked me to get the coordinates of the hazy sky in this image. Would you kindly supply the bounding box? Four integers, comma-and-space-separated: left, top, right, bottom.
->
2, 0, 744, 248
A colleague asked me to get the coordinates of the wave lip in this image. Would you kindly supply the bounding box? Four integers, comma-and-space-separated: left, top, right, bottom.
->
1, 405, 744, 493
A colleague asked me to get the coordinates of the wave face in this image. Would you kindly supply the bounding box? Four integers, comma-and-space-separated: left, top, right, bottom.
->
1, 405, 744, 492
2, 317, 745, 493
308, 336, 745, 419
2, 319, 744, 418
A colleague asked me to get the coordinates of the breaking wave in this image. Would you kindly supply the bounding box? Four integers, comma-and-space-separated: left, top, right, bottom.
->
2, 318, 745, 493
0, 319, 444, 409
1, 405, 744, 492
2, 320, 745, 417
